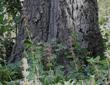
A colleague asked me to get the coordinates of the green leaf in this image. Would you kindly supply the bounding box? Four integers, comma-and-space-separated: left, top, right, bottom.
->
24, 39, 33, 48
24, 39, 32, 45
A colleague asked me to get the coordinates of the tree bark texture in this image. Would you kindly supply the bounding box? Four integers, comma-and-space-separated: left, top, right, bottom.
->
73, 0, 104, 56
10, 0, 104, 62
10, 0, 74, 62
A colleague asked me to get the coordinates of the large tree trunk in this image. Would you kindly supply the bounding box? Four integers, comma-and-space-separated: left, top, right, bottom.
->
10, 0, 74, 63
73, 0, 104, 56
10, 0, 104, 63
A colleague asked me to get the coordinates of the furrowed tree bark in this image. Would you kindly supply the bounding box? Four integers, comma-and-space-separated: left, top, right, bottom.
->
10, 0, 104, 64
73, 0, 104, 56
10, 0, 75, 65
10, 0, 50, 62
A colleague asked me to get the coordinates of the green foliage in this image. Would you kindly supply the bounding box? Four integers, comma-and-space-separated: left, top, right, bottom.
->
1, 30, 110, 85
0, 0, 110, 85
0, 0, 17, 64
3, 0, 21, 16
21, 39, 110, 85
0, 63, 22, 84
99, 16, 107, 25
